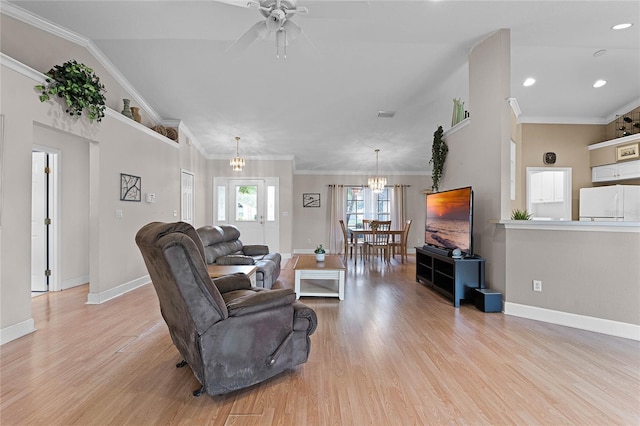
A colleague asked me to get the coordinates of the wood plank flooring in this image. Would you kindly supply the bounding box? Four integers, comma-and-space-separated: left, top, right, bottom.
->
1, 256, 639, 425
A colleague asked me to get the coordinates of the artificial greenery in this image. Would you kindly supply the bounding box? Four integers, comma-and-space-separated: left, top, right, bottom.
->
511, 209, 532, 220
35, 60, 106, 123
429, 125, 448, 192
314, 244, 326, 254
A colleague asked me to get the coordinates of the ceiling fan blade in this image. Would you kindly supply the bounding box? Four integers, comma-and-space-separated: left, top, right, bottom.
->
282, 19, 301, 41
282, 20, 319, 58
212, 0, 250, 8
225, 21, 269, 56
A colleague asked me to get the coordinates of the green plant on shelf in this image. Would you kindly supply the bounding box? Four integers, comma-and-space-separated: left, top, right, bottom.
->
314, 245, 326, 254
35, 60, 106, 123
511, 209, 532, 220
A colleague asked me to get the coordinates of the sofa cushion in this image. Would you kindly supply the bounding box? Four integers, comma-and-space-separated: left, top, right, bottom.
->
215, 254, 255, 265
242, 245, 270, 256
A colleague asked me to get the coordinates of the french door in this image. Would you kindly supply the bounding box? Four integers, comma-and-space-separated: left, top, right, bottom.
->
214, 178, 279, 251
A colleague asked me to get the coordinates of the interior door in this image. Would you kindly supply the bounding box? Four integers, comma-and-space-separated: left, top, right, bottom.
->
31, 151, 48, 292
181, 170, 194, 225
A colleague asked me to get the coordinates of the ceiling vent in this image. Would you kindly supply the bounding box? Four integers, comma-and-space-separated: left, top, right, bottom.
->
377, 111, 395, 118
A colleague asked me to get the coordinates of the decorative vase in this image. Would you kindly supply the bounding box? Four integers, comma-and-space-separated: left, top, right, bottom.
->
315, 253, 325, 262
130, 107, 141, 123
121, 99, 133, 119
451, 98, 465, 126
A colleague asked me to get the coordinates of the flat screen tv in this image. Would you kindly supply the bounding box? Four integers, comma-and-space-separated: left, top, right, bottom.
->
424, 186, 473, 256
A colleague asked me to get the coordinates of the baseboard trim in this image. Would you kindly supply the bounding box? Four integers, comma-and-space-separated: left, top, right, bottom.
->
504, 302, 640, 341
1, 318, 36, 345
86, 275, 150, 304
62, 274, 90, 290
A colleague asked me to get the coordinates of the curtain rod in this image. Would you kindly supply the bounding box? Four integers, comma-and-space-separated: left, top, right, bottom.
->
327, 184, 410, 187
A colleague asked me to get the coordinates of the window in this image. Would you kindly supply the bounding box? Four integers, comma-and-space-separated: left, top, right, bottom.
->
346, 186, 390, 227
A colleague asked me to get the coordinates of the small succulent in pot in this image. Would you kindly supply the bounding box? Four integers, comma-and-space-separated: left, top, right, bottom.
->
511, 209, 532, 220
314, 244, 326, 261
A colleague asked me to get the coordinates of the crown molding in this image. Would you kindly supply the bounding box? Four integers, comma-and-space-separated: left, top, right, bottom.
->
294, 169, 430, 176
605, 98, 640, 124
1, 2, 162, 123
516, 115, 608, 125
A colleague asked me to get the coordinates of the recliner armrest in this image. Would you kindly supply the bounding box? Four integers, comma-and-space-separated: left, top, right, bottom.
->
242, 245, 270, 256
225, 288, 296, 317
212, 272, 253, 294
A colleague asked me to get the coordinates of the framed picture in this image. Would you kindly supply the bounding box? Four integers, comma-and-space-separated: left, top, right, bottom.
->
120, 173, 141, 201
616, 143, 639, 161
303, 193, 320, 208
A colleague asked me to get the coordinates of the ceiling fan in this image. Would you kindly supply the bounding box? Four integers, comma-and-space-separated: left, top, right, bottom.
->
226, 0, 312, 58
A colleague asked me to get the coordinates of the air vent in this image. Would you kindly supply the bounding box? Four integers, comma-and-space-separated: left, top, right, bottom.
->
377, 111, 395, 118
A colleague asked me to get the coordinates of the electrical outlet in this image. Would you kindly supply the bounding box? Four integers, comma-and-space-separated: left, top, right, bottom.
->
533, 280, 542, 292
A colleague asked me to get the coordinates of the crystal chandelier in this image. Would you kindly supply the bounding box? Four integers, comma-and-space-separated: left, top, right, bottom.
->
368, 148, 387, 193
230, 136, 245, 172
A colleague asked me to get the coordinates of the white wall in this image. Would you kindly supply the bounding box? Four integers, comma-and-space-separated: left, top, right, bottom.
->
0, 60, 210, 343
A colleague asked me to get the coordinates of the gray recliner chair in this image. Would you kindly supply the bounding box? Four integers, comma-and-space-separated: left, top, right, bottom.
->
135, 221, 317, 396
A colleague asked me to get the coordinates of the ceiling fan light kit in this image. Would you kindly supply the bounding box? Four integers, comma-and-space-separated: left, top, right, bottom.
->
230, 0, 310, 59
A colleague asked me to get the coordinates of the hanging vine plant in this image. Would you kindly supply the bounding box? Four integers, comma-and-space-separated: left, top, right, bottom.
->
35, 60, 106, 123
429, 125, 448, 192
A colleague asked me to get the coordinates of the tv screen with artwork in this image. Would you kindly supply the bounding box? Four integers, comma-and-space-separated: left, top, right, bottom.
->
424, 186, 473, 256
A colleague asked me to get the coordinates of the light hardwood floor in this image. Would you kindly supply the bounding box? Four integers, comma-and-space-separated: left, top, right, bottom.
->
2, 256, 639, 425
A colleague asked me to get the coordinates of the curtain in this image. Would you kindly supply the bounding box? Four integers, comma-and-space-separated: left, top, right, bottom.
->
328, 185, 346, 254
391, 185, 407, 229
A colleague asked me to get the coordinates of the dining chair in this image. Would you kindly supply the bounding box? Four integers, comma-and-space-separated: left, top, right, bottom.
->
367, 220, 392, 263
339, 219, 362, 263
390, 219, 412, 263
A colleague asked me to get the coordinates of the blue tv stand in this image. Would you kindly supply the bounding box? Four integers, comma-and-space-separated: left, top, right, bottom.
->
415, 246, 485, 307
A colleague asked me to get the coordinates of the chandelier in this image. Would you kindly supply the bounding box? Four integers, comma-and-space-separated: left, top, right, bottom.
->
230, 136, 245, 172
368, 148, 387, 193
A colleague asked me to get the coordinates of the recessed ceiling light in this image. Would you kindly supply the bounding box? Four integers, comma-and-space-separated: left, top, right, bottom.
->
593, 49, 607, 58
611, 23, 633, 30
593, 79, 607, 88
523, 78, 536, 87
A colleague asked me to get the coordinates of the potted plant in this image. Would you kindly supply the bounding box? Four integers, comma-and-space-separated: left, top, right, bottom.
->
35, 60, 107, 123
429, 125, 448, 192
314, 244, 326, 262
511, 209, 532, 220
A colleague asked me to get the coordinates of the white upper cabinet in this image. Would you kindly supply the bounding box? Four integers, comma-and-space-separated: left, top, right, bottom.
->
592, 160, 640, 182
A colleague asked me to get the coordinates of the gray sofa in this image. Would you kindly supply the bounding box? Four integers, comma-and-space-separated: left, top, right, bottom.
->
196, 225, 281, 289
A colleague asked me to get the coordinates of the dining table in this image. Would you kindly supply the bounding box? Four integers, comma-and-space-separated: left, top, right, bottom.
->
348, 227, 407, 263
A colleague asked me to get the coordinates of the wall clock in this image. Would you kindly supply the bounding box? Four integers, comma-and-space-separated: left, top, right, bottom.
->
543, 152, 556, 165
303, 193, 320, 207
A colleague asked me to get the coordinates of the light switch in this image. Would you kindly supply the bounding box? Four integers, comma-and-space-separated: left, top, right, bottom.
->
115, 209, 123, 219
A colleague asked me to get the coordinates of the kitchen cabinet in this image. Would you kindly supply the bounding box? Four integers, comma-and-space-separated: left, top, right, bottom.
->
592, 160, 640, 182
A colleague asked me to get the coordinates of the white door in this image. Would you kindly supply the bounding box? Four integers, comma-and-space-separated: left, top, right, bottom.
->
31, 152, 48, 292
181, 170, 194, 224
214, 178, 279, 250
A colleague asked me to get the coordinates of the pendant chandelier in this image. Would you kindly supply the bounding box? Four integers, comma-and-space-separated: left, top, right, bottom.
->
230, 136, 245, 172
368, 148, 387, 193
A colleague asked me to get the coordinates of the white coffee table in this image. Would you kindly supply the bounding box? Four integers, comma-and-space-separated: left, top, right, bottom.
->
294, 255, 345, 300
208, 264, 258, 286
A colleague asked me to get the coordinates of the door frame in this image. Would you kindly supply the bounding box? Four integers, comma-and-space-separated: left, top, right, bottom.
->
32, 145, 61, 292
213, 177, 280, 251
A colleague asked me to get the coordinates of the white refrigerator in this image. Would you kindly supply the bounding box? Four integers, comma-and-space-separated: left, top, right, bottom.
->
579, 185, 640, 221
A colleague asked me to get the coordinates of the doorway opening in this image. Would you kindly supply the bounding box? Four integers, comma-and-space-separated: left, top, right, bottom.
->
526, 167, 572, 220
